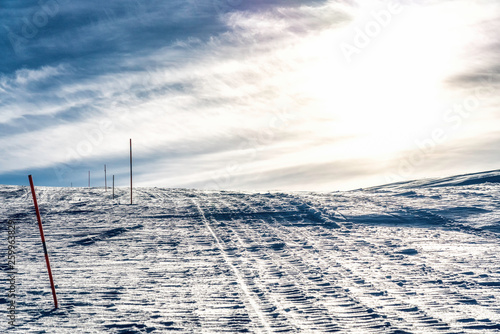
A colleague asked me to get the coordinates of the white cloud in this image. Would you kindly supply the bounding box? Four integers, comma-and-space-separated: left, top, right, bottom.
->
1, 0, 500, 190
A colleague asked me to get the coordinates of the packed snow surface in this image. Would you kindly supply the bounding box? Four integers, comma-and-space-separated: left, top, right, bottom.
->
1, 170, 500, 333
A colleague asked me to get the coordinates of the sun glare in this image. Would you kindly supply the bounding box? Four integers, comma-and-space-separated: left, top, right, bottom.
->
290, 2, 477, 161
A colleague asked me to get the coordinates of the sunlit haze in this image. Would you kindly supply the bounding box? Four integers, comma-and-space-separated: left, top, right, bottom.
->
0, 0, 498, 190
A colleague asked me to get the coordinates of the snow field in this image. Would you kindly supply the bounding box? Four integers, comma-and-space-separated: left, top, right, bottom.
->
1, 179, 499, 333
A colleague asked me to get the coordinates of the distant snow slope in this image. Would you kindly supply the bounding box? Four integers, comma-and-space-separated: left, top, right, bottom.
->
367, 169, 500, 190
1, 170, 500, 333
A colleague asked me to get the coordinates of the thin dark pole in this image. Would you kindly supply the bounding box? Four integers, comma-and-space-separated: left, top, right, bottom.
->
130, 139, 133, 205
88, 171, 90, 188
112, 175, 115, 199
104, 164, 107, 191
28, 175, 58, 309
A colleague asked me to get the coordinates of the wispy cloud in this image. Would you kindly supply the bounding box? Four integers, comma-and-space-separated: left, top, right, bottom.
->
1, 0, 499, 190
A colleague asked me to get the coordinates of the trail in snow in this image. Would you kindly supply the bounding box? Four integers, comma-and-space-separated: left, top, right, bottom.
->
0, 170, 500, 333
192, 198, 273, 333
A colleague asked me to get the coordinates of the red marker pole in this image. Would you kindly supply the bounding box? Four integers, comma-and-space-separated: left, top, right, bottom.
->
130, 139, 133, 205
28, 175, 58, 309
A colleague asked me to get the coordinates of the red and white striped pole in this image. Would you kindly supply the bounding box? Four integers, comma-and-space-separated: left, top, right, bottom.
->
28, 175, 58, 309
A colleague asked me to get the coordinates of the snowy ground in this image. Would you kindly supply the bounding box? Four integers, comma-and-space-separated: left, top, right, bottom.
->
1, 171, 500, 333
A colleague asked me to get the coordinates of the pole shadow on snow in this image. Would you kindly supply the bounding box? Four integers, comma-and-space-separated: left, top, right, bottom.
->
69, 224, 144, 247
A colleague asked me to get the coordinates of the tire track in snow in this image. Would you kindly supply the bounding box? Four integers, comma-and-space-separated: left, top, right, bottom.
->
227, 193, 455, 332
221, 222, 341, 332
286, 193, 500, 332
191, 198, 273, 333
201, 194, 306, 332
268, 218, 454, 333
225, 221, 367, 332
183, 191, 500, 332
214, 195, 393, 332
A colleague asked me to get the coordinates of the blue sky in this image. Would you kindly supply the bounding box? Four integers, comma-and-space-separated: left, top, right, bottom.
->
0, 0, 499, 191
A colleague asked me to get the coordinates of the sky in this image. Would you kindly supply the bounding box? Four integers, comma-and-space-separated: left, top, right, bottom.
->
0, 0, 499, 191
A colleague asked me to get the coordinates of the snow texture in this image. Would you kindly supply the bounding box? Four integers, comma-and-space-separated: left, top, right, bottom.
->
1, 170, 500, 333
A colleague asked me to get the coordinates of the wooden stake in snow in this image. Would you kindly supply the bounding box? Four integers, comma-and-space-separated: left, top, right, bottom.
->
130, 139, 133, 205
104, 164, 107, 191
112, 175, 115, 200
28, 175, 58, 309
88, 171, 90, 188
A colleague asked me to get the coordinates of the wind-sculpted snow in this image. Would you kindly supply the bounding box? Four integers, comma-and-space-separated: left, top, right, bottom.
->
1, 178, 499, 333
